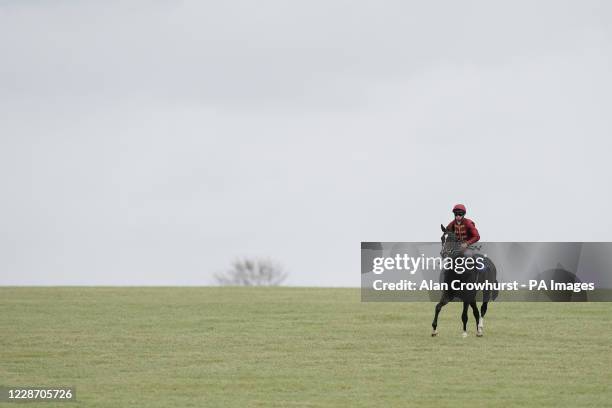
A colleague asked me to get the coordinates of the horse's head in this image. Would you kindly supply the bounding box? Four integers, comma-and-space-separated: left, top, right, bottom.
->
440, 224, 462, 258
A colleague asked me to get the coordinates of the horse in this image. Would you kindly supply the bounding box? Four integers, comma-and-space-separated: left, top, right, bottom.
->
431, 224, 499, 337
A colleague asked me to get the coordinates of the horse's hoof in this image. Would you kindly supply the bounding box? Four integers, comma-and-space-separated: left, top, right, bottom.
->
476, 330, 484, 337
431, 330, 438, 337
462, 332, 468, 338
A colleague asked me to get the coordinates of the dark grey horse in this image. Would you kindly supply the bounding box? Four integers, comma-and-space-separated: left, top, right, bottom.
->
431, 224, 499, 337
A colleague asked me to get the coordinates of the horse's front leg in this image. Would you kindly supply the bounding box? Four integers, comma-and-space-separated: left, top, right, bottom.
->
432, 293, 450, 336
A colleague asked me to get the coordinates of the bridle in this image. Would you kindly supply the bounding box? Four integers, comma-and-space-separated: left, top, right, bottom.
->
440, 232, 462, 258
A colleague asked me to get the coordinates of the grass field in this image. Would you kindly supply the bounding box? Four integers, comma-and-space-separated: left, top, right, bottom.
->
1, 287, 611, 407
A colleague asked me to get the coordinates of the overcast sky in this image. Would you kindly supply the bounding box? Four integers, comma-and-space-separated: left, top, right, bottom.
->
1, 1, 611, 286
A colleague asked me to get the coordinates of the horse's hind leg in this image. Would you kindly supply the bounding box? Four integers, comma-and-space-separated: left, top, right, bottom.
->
461, 302, 469, 337
478, 303, 487, 331
432, 293, 450, 336
480, 290, 490, 331
470, 301, 482, 336
481, 301, 488, 318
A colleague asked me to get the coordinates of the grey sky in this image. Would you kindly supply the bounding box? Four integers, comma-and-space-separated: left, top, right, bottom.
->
1, 1, 611, 286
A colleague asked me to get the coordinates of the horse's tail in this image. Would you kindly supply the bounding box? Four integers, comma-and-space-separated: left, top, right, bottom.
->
487, 258, 499, 301
478, 255, 499, 302
491, 282, 499, 301
482, 285, 499, 302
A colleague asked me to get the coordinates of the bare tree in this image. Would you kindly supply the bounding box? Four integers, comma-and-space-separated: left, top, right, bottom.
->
215, 258, 287, 286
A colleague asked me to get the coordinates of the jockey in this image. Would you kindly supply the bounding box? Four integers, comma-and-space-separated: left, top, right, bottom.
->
446, 204, 480, 251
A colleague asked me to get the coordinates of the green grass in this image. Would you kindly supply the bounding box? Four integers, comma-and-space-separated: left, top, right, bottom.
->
1, 288, 611, 407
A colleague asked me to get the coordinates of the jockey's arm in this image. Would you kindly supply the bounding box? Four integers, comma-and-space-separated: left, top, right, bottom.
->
465, 221, 480, 245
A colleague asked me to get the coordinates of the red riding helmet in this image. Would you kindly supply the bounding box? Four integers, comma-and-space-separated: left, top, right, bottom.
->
452, 204, 466, 215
